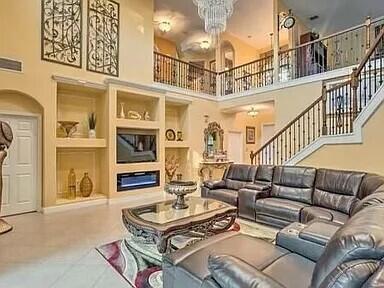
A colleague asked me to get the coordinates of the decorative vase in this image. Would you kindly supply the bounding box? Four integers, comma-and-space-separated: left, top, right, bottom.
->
58, 121, 79, 138
120, 102, 126, 118
68, 168, 76, 199
80, 173, 93, 197
88, 129, 96, 139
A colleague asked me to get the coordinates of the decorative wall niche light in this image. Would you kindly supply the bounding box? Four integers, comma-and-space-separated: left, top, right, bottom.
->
159, 21, 172, 33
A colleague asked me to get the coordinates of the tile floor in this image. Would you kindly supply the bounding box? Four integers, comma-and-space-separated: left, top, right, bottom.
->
0, 199, 152, 288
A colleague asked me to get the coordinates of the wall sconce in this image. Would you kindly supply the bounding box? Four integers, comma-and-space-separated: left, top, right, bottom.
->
200, 40, 210, 50
247, 107, 259, 117
159, 21, 171, 33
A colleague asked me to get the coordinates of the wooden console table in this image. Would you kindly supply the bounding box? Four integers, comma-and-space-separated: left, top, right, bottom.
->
199, 160, 233, 182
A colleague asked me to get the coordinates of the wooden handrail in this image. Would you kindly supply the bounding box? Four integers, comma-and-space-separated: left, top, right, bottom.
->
356, 28, 384, 75
279, 24, 366, 55
218, 55, 273, 75
154, 51, 217, 74
255, 95, 323, 154
253, 28, 384, 163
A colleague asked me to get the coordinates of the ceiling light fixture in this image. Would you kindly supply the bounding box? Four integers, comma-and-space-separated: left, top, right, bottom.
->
159, 21, 171, 33
200, 40, 210, 49
193, 0, 237, 40
247, 107, 259, 117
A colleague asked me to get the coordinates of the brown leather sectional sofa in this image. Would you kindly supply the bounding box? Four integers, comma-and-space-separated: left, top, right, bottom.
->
201, 164, 384, 228
162, 164, 384, 288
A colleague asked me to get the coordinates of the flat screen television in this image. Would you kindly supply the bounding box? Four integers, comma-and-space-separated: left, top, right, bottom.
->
117, 133, 157, 164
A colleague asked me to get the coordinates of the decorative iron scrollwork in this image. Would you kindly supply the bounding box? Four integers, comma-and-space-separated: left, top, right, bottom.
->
87, 0, 120, 76
41, 0, 82, 67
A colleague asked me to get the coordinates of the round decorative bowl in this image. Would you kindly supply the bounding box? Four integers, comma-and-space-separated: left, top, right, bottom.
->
165, 181, 197, 210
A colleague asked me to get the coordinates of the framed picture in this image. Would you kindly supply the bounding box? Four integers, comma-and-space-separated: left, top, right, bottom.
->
246, 126, 256, 144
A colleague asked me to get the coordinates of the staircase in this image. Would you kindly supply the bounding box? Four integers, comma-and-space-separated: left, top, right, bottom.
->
250, 29, 384, 166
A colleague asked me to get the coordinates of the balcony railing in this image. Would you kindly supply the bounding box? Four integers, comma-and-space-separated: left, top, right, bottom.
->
218, 56, 274, 95
154, 52, 217, 96
154, 16, 384, 97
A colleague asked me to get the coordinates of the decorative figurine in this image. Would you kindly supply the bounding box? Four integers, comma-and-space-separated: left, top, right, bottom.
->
0, 121, 13, 234
127, 110, 141, 120
143, 111, 151, 121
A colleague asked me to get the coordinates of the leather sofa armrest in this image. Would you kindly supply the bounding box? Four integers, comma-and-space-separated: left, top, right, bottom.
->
244, 182, 271, 191
238, 188, 270, 220
208, 254, 285, 288
204, 180, 226, 189
276, 222, 325, 262
299, 220, 340, 246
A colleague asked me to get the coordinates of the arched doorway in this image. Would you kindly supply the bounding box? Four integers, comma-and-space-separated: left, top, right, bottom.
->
221, 40, 235, 70
0, 90, 43, 216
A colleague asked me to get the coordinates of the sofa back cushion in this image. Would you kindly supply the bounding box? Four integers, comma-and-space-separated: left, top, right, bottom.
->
224, 164, 257, 190
357, 173, 384, 199
313, 169, 365, 214
255, 165, 274, 182
311, 204, 384, 288
271, 166, 316, 204
351, 191, 384, 216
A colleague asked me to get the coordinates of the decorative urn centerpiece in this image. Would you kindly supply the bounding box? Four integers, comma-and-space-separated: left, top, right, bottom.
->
165, 181, 197, 210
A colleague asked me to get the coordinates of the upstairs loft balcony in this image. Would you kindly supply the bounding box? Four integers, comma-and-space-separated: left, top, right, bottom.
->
154, 16, 384, 98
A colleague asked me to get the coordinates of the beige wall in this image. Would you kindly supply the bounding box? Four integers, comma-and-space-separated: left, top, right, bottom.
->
299, 102, 384, 175
154, 36, 178, 58
0, 0, 154, 207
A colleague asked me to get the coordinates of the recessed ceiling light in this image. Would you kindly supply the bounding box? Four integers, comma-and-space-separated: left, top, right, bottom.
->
247, 35, 252, 38
200, 40, 210, 49
159, 21, 171, 33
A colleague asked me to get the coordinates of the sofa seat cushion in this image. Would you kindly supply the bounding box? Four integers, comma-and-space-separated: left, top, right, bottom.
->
225, 179, 248, 191
263, 253, 315, 288
300, 206, 349, 225
163, 232, 289, 288
255, 198, 310, 223
207, 189, 238, 206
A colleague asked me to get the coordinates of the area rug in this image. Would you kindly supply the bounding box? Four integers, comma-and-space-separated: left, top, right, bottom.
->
96, 221, 277, 288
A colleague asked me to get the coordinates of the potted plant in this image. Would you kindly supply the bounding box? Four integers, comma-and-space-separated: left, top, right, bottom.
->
88, 113, 97, 138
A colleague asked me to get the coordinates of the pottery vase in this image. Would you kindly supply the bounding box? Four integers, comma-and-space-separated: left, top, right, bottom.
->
80, 173, 93, 197
88, 129, 96, 139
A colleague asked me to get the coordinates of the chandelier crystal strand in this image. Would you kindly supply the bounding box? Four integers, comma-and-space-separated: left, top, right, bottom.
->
193, 0, 236, 40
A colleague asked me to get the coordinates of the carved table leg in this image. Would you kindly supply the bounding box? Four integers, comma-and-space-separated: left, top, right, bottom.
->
157, 236, 171, 254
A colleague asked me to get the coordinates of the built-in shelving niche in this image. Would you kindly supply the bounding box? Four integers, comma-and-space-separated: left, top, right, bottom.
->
55, 82, 108, 205
165, 100, 191, 181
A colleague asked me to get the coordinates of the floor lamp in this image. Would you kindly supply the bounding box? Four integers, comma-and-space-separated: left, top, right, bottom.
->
0, 121, 13, 234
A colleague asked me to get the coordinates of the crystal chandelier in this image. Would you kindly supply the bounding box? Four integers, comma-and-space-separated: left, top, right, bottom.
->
193, 0, 237, 38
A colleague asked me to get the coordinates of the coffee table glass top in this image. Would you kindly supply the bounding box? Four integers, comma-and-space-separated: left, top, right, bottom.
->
129, 197, 229, 224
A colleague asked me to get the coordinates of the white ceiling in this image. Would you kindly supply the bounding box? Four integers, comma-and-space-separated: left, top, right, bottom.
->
154, 0, 275, 50
282, 0, 384, 35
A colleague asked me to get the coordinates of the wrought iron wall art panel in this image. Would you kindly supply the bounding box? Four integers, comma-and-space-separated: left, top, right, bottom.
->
41, 0, 83, 67
87, 0, 120, 76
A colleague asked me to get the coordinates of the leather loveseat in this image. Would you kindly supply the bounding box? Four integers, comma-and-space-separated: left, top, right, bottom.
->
202, 164, 384, 228
163, 201, 384, 288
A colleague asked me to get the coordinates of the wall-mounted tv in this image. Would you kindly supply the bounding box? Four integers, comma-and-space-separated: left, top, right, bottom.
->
117, 132, 157, 164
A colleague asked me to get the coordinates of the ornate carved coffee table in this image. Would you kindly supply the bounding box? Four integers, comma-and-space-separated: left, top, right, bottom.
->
122, 197, 237, 253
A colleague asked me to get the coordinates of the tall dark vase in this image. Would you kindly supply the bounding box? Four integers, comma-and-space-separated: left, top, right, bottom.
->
0, 122, 13, 234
